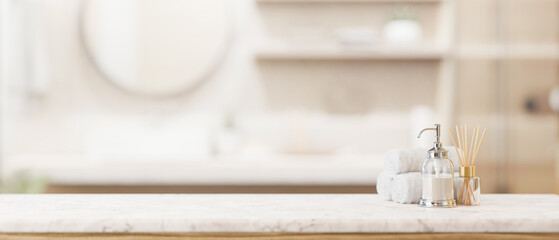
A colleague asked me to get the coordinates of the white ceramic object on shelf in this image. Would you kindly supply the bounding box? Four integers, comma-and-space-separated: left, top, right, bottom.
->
383, 20, 423, 45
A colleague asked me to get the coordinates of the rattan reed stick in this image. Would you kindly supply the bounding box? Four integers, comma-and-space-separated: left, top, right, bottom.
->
448, 128, 465, 166
471, 128, 487, 166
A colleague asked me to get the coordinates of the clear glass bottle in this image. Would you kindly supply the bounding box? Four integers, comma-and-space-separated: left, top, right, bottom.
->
417, 124, 457, 208
455, 166, 480, 205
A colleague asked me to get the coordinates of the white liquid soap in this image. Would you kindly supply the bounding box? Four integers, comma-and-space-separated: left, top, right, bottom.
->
422, 176, 454, 201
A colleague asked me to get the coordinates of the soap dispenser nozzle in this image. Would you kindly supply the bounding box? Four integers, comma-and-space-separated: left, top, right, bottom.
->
417, 124, 447, 158
418, 124, 441, 148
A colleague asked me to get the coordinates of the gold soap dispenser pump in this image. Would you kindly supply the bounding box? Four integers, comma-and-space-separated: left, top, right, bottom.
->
417, 124, 457, 208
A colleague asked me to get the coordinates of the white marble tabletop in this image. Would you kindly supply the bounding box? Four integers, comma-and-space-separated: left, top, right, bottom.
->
0, 194, 557, 233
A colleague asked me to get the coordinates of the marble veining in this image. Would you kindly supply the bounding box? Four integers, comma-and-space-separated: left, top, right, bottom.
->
0, 194, 557, 233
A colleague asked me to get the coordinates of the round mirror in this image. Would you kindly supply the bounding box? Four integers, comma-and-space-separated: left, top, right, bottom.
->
81, 0, 232, 97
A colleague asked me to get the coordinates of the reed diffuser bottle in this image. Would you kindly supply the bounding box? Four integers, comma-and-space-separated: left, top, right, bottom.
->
456, 166, 480, 205
448, 125, 486, 206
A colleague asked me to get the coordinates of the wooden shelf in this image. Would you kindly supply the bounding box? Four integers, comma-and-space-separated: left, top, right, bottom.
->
257, 0, 444, 3
255, 46, 447, 60
457, 44, 559, 59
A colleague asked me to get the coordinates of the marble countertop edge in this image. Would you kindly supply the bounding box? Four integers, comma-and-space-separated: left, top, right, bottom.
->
0, 194, 557, 233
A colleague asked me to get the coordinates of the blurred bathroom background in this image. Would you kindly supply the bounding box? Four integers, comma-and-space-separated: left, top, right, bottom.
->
0, 0, 558, 194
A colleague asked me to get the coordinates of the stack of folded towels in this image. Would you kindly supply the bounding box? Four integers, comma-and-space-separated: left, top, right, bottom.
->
376, 147, 461, 204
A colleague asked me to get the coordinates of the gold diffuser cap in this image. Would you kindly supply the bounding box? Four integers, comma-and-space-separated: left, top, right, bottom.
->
459, 166, 476, 178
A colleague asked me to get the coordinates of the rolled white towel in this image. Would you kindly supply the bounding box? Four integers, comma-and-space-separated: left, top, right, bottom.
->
384, 148, 425, 174
391, 172, 422, 204
376, 172, 396, 201
384, 147, 462, 174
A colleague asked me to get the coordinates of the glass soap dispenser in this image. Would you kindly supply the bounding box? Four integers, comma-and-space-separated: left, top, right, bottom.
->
417, 124, 457, 208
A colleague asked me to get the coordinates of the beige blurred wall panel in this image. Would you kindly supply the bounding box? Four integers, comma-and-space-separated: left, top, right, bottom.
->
455, 59, 498, 115
504, 0, 559, 44
507, 115, 556, 193
455, 59, 500, 193
509, 166, 556, 193
457, 0, 559, 193
505, 60, 557, 114
507, 116, 556, 166
258, 3, 441, 46
507, 122, 556, 193
505, 59, 557, 193
457, 0, 498, 44
257, 60, 439, 113
457, 0, 559, 44
456, 59, 557, 193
